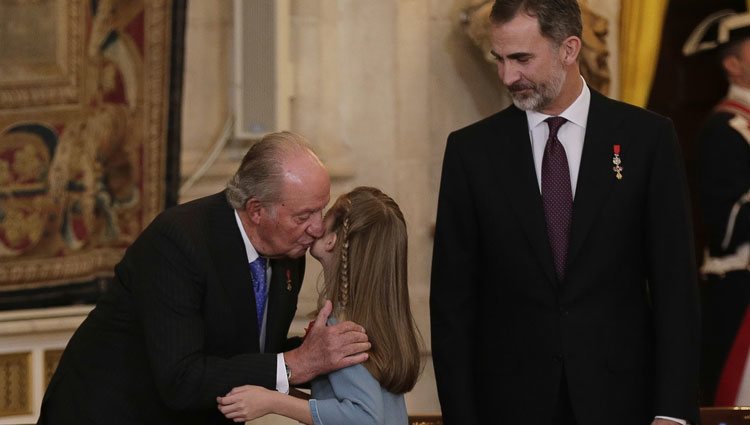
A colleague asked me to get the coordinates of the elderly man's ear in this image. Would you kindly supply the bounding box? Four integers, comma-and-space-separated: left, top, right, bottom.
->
245, 198, 264, 224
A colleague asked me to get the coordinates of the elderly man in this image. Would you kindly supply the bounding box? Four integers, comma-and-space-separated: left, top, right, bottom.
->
38, 131, 370, 424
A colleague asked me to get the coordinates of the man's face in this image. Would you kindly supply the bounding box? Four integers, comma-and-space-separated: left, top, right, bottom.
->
489, 13, 566, 112
731, 39, 750, 87
253, 158, 331, 259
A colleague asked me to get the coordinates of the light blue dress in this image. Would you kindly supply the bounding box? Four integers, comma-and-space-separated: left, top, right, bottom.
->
307, 319, 409, 425
308, 363, 408, 425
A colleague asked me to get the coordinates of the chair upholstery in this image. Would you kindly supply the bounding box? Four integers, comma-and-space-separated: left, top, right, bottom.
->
701, 407, 750, 425
409, 415, 443, 425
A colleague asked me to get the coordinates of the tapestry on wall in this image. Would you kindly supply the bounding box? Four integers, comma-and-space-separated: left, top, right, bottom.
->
0, 0, 183, 309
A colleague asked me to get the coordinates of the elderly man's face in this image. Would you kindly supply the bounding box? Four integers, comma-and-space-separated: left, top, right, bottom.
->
254, 156, 330, 259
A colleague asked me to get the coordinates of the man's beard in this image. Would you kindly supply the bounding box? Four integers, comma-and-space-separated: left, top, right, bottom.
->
507, 62, 566, 112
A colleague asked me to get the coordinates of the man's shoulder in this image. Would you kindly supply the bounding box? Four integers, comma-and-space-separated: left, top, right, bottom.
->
699, 109, 750, 145
456, 105, 521, 133
590, 89, 671, 125
145, 191, 232, 237
447, 105, 523, 149
701, 109, 737, 129
159, 191, 229, 219
589, 90, 672, 129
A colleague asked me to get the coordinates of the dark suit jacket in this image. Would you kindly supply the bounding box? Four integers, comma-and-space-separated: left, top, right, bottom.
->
430, 90, 700, 425
38, 192, 305, 425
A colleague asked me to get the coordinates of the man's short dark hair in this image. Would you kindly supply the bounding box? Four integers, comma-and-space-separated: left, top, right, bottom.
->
490, 0, 582, 45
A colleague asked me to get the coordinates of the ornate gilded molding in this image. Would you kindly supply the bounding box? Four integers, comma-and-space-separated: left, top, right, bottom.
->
0, 249, 124, 289
0, 352, 31, 417
0, 0, 85, 108
143, 0, 170, 224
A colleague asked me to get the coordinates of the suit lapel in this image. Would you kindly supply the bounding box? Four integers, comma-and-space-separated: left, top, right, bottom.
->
265, 258, 303, 352
566, 91, 619, 268
494, 107, 558, 285
208, 194, 260, 352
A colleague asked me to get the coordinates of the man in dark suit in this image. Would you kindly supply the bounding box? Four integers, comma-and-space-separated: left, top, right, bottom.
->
38, 131, 370, 424
430, 1, 700, 424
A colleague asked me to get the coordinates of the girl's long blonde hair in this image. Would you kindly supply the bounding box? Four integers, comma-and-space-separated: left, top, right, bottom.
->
320, 186, 421, 394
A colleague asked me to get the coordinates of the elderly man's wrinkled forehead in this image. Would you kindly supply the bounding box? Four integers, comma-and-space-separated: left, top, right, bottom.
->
277, 151, 330, 203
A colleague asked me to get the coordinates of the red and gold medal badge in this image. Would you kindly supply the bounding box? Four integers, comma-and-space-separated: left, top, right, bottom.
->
612, 145, 623, 180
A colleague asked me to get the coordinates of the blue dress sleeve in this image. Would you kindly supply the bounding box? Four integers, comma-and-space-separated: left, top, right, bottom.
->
308, 364, 385, 425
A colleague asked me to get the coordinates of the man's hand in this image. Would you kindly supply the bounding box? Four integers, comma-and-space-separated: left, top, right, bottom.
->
284, 300, 370, 384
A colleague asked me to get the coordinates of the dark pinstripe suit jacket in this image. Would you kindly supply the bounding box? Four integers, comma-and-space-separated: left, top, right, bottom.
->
38, 192, 305, 424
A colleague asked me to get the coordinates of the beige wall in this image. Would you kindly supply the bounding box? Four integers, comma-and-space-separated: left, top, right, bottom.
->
180, 0, 233, 176
287, 0, 508, 417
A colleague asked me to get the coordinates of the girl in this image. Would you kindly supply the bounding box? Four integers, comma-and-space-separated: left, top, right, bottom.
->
217, 186, 422, 424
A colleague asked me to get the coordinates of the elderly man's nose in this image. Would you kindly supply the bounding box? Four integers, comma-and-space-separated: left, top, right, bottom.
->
308, 213, 324, 238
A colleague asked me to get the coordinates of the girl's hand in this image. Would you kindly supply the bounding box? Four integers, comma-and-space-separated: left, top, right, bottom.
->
216, 385, 274, 422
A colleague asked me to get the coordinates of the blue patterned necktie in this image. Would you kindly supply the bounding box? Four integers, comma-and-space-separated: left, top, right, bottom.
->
249, 257, 268, 331
542, 116, 572, 282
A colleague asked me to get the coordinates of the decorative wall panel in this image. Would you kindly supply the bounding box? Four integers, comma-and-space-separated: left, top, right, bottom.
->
0, 0, 181, 303
0, 352, 31, 417
43, 349, 64, 389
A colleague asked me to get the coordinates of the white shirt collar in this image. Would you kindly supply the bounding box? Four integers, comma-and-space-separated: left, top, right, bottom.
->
524, 76, 590, 197
234, 209, 259, 264
728, 84, 750, 105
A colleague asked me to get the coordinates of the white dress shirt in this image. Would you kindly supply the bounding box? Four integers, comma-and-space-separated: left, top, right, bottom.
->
234, 210, 290, 394
526, 78, 590, 197
524, 79, 687, 425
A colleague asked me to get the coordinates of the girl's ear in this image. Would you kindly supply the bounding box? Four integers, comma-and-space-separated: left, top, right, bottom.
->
325, 233, 337, 252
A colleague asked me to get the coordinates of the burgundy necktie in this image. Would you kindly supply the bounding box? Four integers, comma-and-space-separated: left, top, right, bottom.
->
542, 116, 572, 282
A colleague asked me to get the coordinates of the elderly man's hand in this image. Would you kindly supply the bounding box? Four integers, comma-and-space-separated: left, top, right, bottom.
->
284, 300, 370, 384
